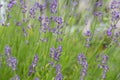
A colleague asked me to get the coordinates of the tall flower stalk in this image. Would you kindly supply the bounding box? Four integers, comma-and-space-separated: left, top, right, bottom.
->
78, 54, 88, 80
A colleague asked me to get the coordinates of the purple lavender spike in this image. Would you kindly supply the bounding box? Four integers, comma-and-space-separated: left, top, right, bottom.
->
7, 56, 17, 71
5, 46, 11, 57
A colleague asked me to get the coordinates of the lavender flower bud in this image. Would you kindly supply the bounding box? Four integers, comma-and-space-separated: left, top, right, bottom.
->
50, 0, 58, 13
78, 54, 88, 80
55, 72, 63, 80
28, 55, 39, 76
7, 56, 17, 71
10, 74, 20, 80
34, 77, 39, 80
5, 46, 11, 57
97, 54, 109, 79
50, 46, 62, 61
55, 64, 61, 73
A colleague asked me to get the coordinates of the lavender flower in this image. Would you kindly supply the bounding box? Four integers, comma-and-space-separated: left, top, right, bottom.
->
28, 55, 39, 76
55, 17, 63, 24
7, 56, 17, 71
94, 11, 102, 17
50, 46, 62, 61
97, 54, 109, 79
55, 64, 63, 80
85, 31, 91, 37
106, 27, 112, 36
7, 0, 17, 9
10, 75, 20, 80
78, 54, 88, 80
29, 7, 36, 18
20, 0, 27, 13
5, 46, 11, 57
50, 0, 58, 13
34, 77, 39, 80
55, 72, 63, 80
95, 0, 103, 7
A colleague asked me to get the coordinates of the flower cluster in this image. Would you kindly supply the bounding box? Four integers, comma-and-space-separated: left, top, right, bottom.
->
5, 46, 17, 71
50, 46, 62, 61
7, 0, 17, 9
50, 0, 58, 14
7, 56, 17, 71
85, 30, 91, 48
94, 0, 103, 21
97, 54, 109, 79
10, 74, 20, 80
28, 55, 39, 76
106, 0, 120, 44
55, 64, 63, 80
34, 77, 39, 80
5, 46, 11, 57
78, 54, 88, 80
20, 0, 27, 13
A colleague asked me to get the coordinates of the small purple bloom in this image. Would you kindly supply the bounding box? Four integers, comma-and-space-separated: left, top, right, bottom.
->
50, 0, 58, 13
78, 54, 88, 80
107, 29, 112, 36
55, 72, 63, 80
7, 56, 17, 71
34, 77, 39, 80
55, 64, 61, 73
5, 46, 11, 57
28, 55, 39, 76
85, 31, 91, 37
11, 74, 20, 80
95, 1, 102, 7
94, 11, 102, 17
50, 46, 62, 61
55, 17, 63, 24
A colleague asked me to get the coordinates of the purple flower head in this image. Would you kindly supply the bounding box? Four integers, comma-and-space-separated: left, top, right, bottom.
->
32, 55, 39, 67
97, 54, 109, 79
39, 4, 46, 12
106, 28, 112, 36
55, 17, 63, 24
7, 0, 16, 9
16, 22, 21, 26
28, 55, 39, 76
5, 46, 11, 57
95, 1, 102, 7
7, 4, 13, 8
55, 72, 63, 80
50, 0, 58, 13
11, 74, 20, 80
78, 54, 88, 80
20, 0, 27, 13
50, 46, 62, 61
28, 65, 36, 76
29, 7, 36, 18
111, 11, 120, 20
55, 64, 61, 73
85, 30, 91, 37
34, 77, 39, 80
110, 0, 120, 9
57, 46, 62, 53
7, 56, 17, 71
94, 11, 102, 17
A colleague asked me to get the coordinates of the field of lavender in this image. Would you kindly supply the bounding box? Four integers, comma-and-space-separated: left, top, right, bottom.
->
0, 0, 120, 80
